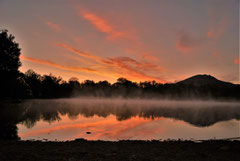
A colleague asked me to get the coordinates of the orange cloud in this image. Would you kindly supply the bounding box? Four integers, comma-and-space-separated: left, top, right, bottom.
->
80, 11, 128, 40
102, 57, 165, 82
78, 9, 161, 70
80, 10, 157, 60
57, 43, 101, 60
58, 43, 165, 82
45, 21, 62, 32
20, 55, 97, 73
234, 58, 239, 64
62, 53, 96, 66
21, 55, 119, 80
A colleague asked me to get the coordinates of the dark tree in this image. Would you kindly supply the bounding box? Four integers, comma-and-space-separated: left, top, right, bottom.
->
95, 80, 111, 97
113, 78, 138, 97
24, 69, 42, 97
68, 77, 81, 96
41, 74, 62, 98
0, 29, 22, 98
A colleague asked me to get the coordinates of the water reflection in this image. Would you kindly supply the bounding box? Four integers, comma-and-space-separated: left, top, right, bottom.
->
20, 99, 240, 127
1, 98, 240, 140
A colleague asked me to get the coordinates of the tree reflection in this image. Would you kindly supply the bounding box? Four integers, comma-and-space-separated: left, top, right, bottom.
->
0, 103, 24, 140
18, 100, 240, 127
1, 99, 240, 140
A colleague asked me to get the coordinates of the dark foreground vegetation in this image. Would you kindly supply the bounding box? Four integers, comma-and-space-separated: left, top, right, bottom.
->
1, 29, 240, 100
0, 140, 239, 161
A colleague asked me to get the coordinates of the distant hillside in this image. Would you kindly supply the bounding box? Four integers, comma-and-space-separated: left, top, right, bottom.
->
171, 74, 239, 100
176, 74, 235, 87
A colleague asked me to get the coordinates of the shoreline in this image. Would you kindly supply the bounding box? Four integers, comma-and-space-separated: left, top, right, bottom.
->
19, 136, 240, 142
1, 140, 239, 161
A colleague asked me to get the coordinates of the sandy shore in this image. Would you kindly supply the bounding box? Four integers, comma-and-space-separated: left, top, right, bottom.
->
0, 140, 239, 161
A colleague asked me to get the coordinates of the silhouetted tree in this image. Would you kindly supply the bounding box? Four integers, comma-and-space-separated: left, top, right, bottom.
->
113, 78, 138, 97
68, 77, 81, 96
0, 29, 22, 98
14, 72, 31, 98
41, 74, 62, 98
24, 69, 42, 97
95, 80, 111, 97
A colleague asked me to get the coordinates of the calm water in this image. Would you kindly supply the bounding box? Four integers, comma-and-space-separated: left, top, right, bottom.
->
1, 98, 240, 141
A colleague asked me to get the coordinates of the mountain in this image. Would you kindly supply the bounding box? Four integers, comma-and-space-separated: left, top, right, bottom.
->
176, 74, 235, 87
172, 74, 239, 100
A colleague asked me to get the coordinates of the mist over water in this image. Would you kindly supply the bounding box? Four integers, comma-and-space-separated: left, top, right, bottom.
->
20, 98, 240, 126
3, 98, 240, 141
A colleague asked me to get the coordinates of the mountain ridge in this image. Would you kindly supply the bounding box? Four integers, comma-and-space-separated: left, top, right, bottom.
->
176, 74, 236, 86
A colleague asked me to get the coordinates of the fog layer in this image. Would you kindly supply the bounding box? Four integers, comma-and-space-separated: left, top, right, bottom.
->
17, 98, 240, 127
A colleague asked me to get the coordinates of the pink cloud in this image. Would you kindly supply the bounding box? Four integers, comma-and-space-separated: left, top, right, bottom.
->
45, 21, 62, 32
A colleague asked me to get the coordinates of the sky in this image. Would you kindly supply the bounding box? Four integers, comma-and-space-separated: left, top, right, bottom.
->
0, 0, 239, 83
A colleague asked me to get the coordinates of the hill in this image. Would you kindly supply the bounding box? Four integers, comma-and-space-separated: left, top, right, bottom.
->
176, 74, 235, 87
171, 74, 239, 100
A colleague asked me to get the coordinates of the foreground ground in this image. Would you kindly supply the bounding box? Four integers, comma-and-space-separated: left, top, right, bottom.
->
0, 140, 239, 161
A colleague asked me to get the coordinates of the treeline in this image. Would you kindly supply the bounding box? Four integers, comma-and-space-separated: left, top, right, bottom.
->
1, 69, 239, 100
2, 69, 165, 99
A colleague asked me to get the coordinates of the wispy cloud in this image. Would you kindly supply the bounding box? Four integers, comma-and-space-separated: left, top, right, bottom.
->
78, 8, 160, 64
45, 21, 62, 32
102, 57, 164, 82
20, 55, 97, 73
21, 55, 121, 80
57, 43, 100, 60
80, 11, 129, 40
58, 43, 165, 82
72, 7, 165, 81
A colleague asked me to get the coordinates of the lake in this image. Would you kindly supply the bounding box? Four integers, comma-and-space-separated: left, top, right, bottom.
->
1, 98, 240, 141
